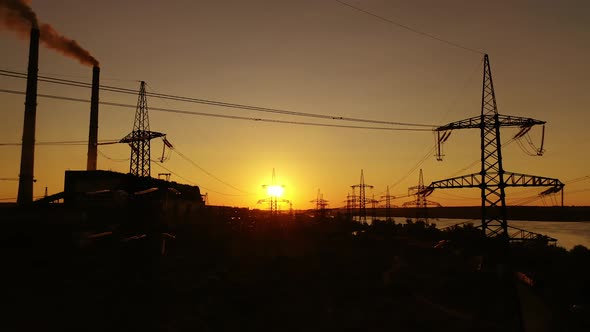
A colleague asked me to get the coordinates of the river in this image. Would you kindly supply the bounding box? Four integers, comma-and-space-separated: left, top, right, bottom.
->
428, 218, 590, 250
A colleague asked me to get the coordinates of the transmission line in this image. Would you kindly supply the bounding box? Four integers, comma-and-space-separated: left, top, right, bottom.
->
334, 0, 484, 55
97, 149, 129, 162
0, 69, 437, 128
384, 144, 436, 193
0, 139, 120, 146
169, 148, 254, 195
151, 160, 251, 197
0, 88, 433, 132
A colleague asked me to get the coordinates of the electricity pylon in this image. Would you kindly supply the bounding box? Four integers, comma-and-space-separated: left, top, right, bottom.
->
344, 191, 356, 219
351, 169, 373, 223
310, 189, 329, 218
403, 169, 441, 223
380, 186, 395, 222
425, 54, 564, 239
403, 169, 441, 208
259, 168, 285, 215
369, 194, 379, 222
120, 81, 165, 177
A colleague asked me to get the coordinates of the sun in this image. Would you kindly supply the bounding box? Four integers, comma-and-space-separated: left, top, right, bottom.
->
267, 185, 284, 198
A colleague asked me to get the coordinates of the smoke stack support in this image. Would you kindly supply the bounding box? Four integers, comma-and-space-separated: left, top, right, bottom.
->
87, 66, 100, 171
17, 27, 40, 205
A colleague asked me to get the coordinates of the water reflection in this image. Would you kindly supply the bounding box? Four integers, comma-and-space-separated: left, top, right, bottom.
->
430, 219, 590, 249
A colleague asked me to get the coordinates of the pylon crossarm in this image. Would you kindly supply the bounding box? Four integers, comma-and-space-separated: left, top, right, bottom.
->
503, 172, 563, 190
424, 200, 442, 207
496, 115, 545, 127
435, 116, 481, 131
435, 114, 545, 132
120, 131, 165, 143
408, 185, 424, 195
426, 173, 482, 191
507, 224, 557, 242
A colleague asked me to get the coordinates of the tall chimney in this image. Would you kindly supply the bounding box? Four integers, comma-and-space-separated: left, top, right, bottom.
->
17, 28, 40, 205
86, 66, 100, 171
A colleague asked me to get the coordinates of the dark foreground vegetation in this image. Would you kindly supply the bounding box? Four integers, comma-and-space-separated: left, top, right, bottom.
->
3, 210, 589, 331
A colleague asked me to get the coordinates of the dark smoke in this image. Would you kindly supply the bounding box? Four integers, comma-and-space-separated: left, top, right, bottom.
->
0, 0, 38, 33
0, 0, 99, 67
40, 23, 99, 67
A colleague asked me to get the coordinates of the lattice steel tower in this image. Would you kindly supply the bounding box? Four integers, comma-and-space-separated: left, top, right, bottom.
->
426, 54, 563, 239
120, 81, 165, 177
259, 168, 286, 215
310, 189, 329, 218
403, 169, 440, 208
351, 169, 373, 223
380, 186, 395, 222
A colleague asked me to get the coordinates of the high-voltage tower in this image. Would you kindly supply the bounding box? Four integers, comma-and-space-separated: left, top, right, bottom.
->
258, 168, 287, 215
310, 189, 329, 217
424, 54, 564, 239
351, 169, 373, 223
369, 194, 379, 222
380, 186, 395, 221
402, 169, 441, 208
344, 190, 357, 219
120, 81, 165, 177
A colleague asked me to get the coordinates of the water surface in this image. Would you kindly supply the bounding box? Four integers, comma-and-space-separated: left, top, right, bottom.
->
429, 218, 590, 249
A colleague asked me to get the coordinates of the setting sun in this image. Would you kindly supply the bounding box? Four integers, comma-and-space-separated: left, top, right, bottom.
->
266, 185, 284, 198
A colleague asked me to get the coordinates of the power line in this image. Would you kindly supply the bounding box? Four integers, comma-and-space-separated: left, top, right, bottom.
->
0, 139, 120, 146
384, 144, 436, 193
170, 148, 254, 195
565, 175, 590, 185
97, 149, 129, 162
151, 160, 251, 197
142, 82, 436, 127
0, 88, 433, 131
0, 69, 437, 128
334, 0, 484, 55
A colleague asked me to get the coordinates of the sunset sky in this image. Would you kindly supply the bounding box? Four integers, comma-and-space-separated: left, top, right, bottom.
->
1, 0, 589, 209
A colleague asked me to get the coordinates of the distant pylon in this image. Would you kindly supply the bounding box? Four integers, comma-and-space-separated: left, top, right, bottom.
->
259, 168, 285, 215
120, 81, 165, 177
403, 169, 441, 221
310, 189, 329, 218
369, 194, 379, 222
344, 192, 355, 219
351, 169, 373, 223
403, 169, 441, 208
380, 185, 395, 222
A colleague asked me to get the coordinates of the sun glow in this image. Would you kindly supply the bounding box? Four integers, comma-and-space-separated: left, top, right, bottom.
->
267, 185, 284, 198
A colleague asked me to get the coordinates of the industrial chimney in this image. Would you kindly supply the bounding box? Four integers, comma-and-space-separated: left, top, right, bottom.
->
17, 27, 40, 205
86, 66, 100, 171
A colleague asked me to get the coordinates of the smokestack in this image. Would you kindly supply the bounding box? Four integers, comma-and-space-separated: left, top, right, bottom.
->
86, 66, 99, 171
17, 27, 39, 205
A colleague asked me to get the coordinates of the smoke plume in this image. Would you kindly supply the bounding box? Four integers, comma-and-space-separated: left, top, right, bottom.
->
39, 23, 99, 66
0, 0, 99, 67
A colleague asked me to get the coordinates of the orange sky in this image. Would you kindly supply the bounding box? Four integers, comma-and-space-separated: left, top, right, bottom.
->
1, 0, 589, 209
